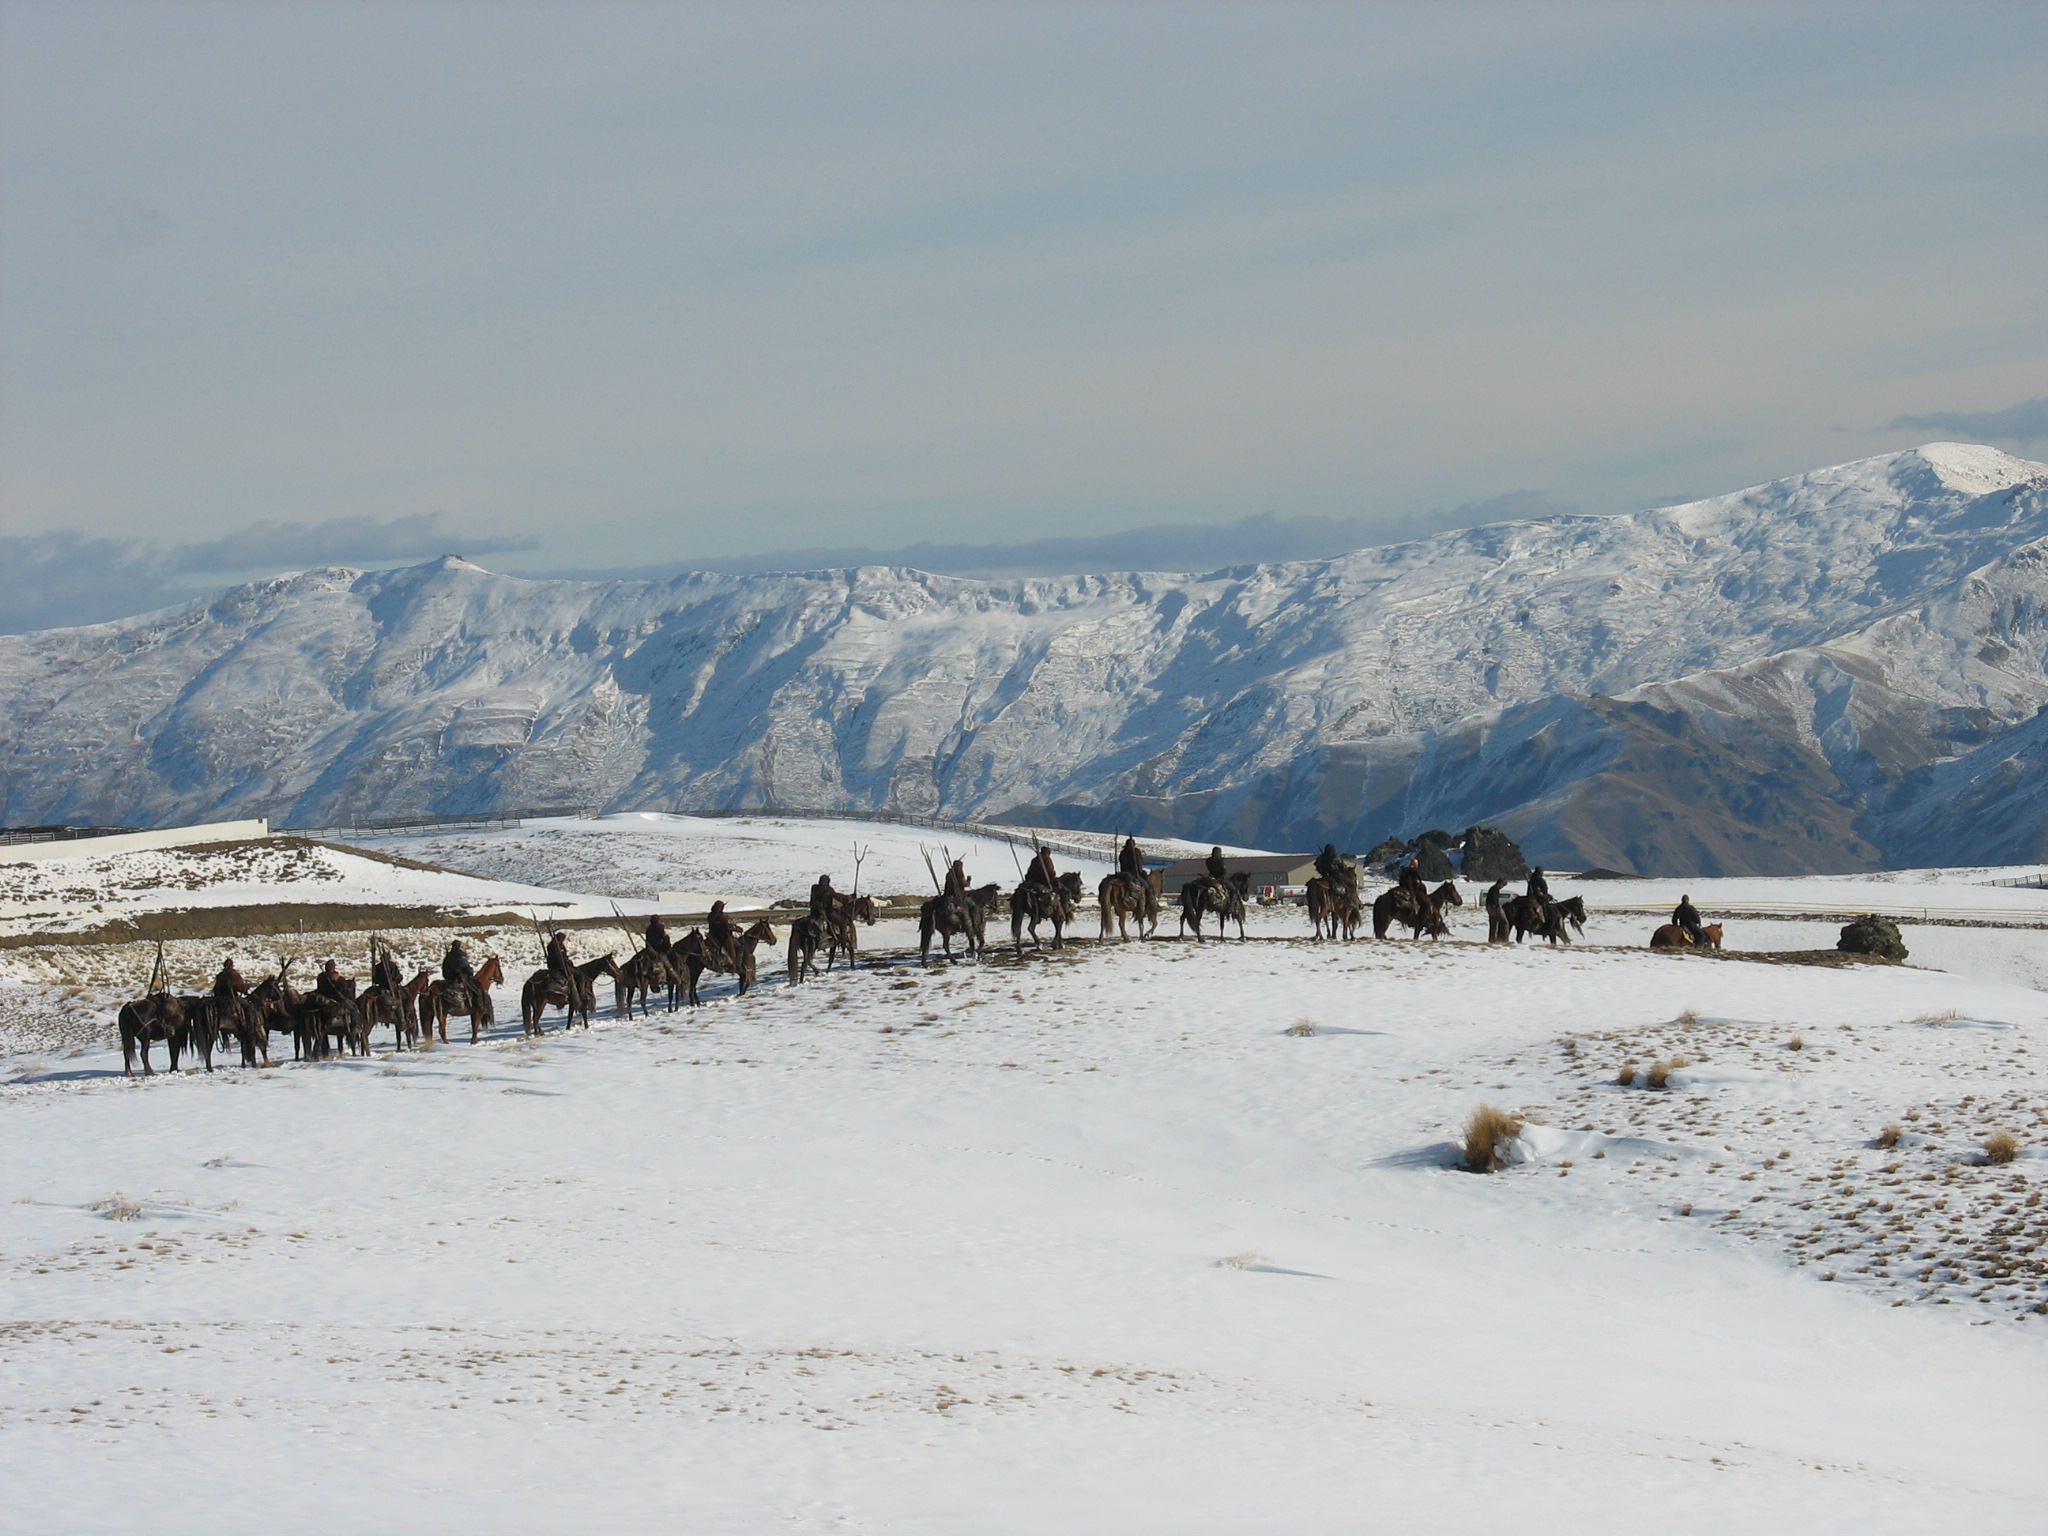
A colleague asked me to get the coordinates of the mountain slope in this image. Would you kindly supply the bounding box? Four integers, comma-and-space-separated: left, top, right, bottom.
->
1, 444, 2044, 872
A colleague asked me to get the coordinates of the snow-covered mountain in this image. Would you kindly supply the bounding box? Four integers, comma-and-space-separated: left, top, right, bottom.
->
4, 442, 2046, 874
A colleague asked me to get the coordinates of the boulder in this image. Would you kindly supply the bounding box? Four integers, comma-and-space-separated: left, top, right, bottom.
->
1460, 824, 1529, 882
1837, 915, 1908, 962
1363, 836, 1409, 875
1413, 841, 1457, 881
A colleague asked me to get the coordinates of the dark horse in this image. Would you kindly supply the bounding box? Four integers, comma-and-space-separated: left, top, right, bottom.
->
824, 893, 878, 971
425, 955, 504, 1044
522, 954, 624, 1035
1503, 894, 1571, 945
1011, 871, 1084, 955
1305, 875, 1362, 941
1178, 871, 1250, 941
1372, 886, 1447, 940
118, 991, 191, 1077
920, 883, 999, 964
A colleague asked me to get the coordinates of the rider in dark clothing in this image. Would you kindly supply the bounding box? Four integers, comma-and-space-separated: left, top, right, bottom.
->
809, 875, 836, 918
944, 859, 968, 898
1314, 843, 1345, 883
545, 931, 573, 980
443, 940, 475, 988
1205, 846, 1229, 882
1399, 859, 1426, 899
1484, 879, 1508, 943
315, 959, 349, 1002
645, 914, 671, 954
1024, 847, 1057, 887
1119, 837, 1144, 878
1673, 895, 1704, 945
1526, 867, 1551, 902
213, 958, 249, 999
707, 901, 738, 964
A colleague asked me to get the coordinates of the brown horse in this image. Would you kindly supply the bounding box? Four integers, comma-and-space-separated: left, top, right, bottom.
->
1306, 875, 1362, 941
824, 893, 878, 970
731, 920, 778, 995
1097, 871, 1158, 942
1651, 922, 1723, 950
522, 953, 624, 1035
118, 992, 191, 1076
616, 946, 678, 1015
426, 955, 504, 1044
785, 912, 828, 986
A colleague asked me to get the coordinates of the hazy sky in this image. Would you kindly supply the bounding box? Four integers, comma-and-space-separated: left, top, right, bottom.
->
3, 0, 2044, 582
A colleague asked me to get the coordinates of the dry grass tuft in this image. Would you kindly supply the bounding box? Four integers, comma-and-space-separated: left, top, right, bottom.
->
1217, 1251, 1270, 1270
87, 1193, 142, 1222
1788, 1034, 1805, 1051
1461, 1103, 1525, 1173
1874, 1124, 1903, 1149
1616, 1062, 1638, 1087
1912, 1008, 1963, 1026
1645, 1057, 1690, 1090
1677, 1008, 1701, 1026
1984, 1131, 2019, 1165
1285, 1018, 1318, 1037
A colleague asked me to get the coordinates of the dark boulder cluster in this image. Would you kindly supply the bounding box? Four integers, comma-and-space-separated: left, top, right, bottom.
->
1363, 825, 1528, 882
1837, 915, 1908, 961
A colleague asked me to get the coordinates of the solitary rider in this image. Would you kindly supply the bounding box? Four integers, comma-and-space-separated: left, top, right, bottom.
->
1118, 836, 1145, 879
809, 874, 836, 918
1526, 866, 1551, 903
1673, 894, 1704, 946
1205, 845, 1229, 883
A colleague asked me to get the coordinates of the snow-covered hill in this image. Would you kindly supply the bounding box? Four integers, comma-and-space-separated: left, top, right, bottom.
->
3, 443, 2046, 874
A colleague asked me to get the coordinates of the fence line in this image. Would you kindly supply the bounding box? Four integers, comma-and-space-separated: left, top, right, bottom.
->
0, 825, 141, 848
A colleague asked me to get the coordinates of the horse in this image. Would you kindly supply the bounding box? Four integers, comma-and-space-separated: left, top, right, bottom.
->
1179, 872, 1250, 941
668, 931, 708, 1007
1554, 895, 1587, 937
730, 920, 778, 995
521, 953, 623, 1036
1097, 871, 1158, 942
824, 893, 878, 970
118, 991, 190, 1076
920, 883, 999, 964
1503, 894, 1569, 945
1651, 921, 1722, 951
1011, 871, 1083, 955
785, 912, 828, 986
1430, 882, 1465, 918
426, 955, 504, 1044
1372, 886, 1447, 940
616, 946, 678, 1015
361, 966, 433, 1050
1305, 875, 1362, 941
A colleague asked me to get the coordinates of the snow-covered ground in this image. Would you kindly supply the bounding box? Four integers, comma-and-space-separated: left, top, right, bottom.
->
5, 847, 2048, 1530
352, 813, 1173, 902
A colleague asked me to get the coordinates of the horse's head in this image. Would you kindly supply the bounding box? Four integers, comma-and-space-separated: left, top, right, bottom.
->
1229, 871, 1252, 896
1057, 871, 1084, 899
742, 919, 778, 945
1433, 882, 1465, 906
475, 956, 504, 988
852, 895, 877, 923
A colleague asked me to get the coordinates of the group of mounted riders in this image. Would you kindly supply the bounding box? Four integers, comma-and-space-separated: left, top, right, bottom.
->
116, 830, 1718, 1074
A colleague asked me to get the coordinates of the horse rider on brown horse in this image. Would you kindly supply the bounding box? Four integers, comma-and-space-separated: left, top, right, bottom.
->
213, 957, 249, 1000
1526, 866, 1551, 903
1119, 837, 1144, 879
315, 959, 350, 1002
809, 874, 837, 916
645, 913, 671, 954
1674, 894, 1705, 946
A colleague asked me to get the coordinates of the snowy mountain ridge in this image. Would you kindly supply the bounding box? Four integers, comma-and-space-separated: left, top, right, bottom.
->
4, 442, 2047, 874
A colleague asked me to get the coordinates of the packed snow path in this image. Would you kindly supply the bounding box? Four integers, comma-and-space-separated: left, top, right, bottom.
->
4, 932, 2046, 1533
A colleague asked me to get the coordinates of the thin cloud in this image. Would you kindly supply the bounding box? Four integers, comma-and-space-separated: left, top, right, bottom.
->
170, 513, 534, 574
1887, 397, 2048, 446
0, 514, 536, 634
565, 492, 1579, 582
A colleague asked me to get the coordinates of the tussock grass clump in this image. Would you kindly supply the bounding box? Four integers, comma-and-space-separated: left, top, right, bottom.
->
1645, 1057, 1690, 1091
1285, 1018, 1318, 1037
1461, 1103, 1525, 1173
1788, 1034, 1805, 1051
1616, 1062, 1638, 1087
1983, 1131, 2019, 1165
88, 1193, 142, 1222
1874, 1123, 1902, 1149
1217, 1251, 1269, 1270
1912, 1008, 1962, 1026
1677, 1008, 1702, 1026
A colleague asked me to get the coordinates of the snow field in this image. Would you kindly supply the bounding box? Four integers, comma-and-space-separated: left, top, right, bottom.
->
4, 924, 2047, 1532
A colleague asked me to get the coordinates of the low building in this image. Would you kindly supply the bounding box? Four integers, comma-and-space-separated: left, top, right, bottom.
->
1155, 854, 1338, 902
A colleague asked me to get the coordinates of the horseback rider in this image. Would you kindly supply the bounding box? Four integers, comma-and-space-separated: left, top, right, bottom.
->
645, 913, 671, 954
1119, 836, 1145, 879
707, 900, 739, 966
212, 957, 249, 999
1673, 893, 1705, 946
1526, 866, 1551, 903
1399, 858, 1427, 901
809, 874, 837, 918
545, 930, 574, 981
443, 939, 475, 991
1023, 846, 1057, 887
944, 858, 969, 898
1205, 845, 1229, 882
314, 958, 350, 1003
